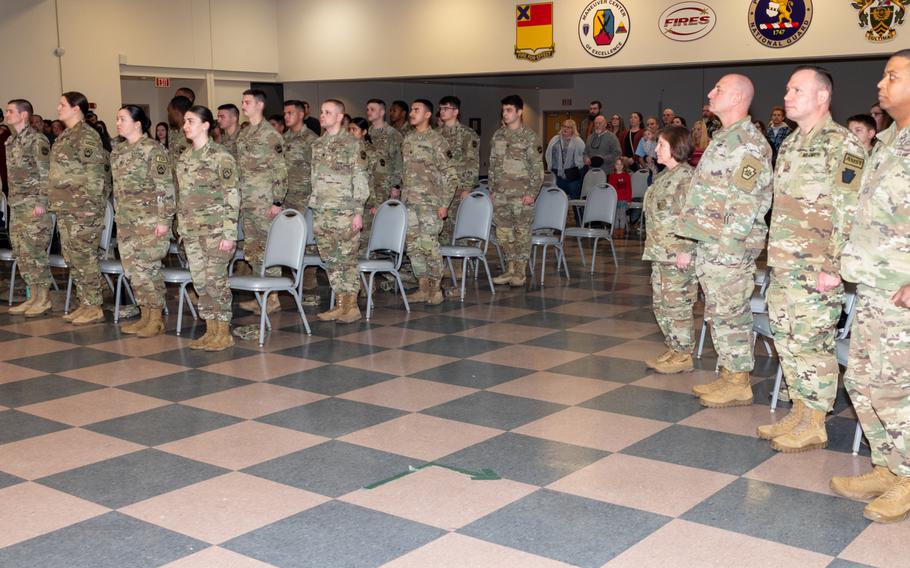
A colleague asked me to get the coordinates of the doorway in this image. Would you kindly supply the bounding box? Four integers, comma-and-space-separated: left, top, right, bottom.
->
544, 110, 590, 143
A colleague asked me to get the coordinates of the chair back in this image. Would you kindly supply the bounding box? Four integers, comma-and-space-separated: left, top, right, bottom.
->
581, 184, 617, 228
631, 170, 649, 200
531, 187, 569, 233
542, 172, 557, 187
100, 201, 115, 253
304, 207, 318, 246
367, 200, 408, 268
580, 167, 606, 199
263, 209, 307, 278
452, 192, 493, 246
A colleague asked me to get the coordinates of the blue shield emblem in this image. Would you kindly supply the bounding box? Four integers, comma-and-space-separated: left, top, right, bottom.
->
842, 168, 856, 184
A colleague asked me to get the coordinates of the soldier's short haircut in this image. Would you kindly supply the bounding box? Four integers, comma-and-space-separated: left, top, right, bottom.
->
283, 100, 305, 111
268, 114, 285, 126
391, 100, 409, 113
217, 103, 240, 117
323, 98, 345, 113
242, 89, 268, 104
413, 99, 434, 114
8, 99, 33, 118
169, 95, 192, 114
439, 96, 461, 110
188, 105, 215, 130
893, 48, 910, 61
175, 87, 196, 103
847, 114, 877, 132
795, 65, 834, 95
367, 98, 386, 109
501, 95, 524, 110
659, 125, 693, 163
62, 91, 89, 116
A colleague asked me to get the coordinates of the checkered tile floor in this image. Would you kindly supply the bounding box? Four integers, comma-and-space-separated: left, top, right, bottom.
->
0, 238, 903, 568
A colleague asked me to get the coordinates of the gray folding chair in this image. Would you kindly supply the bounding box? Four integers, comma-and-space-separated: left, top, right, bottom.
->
472, 184, 506, 272
229, 209, 311, 345
699, 267, 771, 360
570, 167, 606, 219
99, 203, 138, 323
0, 193, 17, 305
834, 318, 864, 455
227, 219, 246, 276
300, 207, 328, 297
161, 267, 198, 335
628, 169, 649, 232
565, 184, 618, 271
529, 187, 570, 286
440, 192, 496, 301
542, 172, 557, 187
350, 199, 409, 320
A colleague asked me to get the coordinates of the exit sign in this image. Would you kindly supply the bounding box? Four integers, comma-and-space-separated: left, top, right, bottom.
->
154, 77, 171, 88
561, 98, 572, 106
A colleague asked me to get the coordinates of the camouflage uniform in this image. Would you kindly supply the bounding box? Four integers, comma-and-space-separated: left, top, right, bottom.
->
402, 128, 458, 280
676, 117, 773, 372
767, 115, 866, 412
309, 130, 370, 294
841, 122, 910, 476
221, 128, 241, 160
48, 122, 110, 307
5, 126, 52, 290
368, 124, 404, 203
359, 142, 381, 250
438, 122, 480, 244
643, 163, 698, 352
488, 125, 542, 263
110, 137, 177, 309
283, 127, 318, 211
168, 127, 190, 172
175, 141, 240, 322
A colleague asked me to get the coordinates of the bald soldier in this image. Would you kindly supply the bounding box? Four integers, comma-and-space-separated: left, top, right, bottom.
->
675, 74, 773, 407
758, 66, 866, 453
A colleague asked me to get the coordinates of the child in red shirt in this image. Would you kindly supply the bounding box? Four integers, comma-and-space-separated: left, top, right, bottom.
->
607, 157, 631, 236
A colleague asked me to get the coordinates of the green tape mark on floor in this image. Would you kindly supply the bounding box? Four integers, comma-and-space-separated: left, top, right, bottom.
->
363, 463, 500, 490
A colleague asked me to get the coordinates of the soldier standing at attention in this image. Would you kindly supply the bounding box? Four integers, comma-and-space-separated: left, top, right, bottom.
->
437, 96, 480, 247
309, 99, 370, 323
217, 104, 241, 159
111, 105, 177, 338
366, 99, 404, 203
176, 105, 240, 351
402, 99, 458, 305
236, 89, 288, 315
389, 100, 412, 135
758, 67, 866, 453
830, 50, 910, 523
5, 99, 53, 317
167, 96, 192, 168
643, 125, 698, 375
675, 75, 773, 407
49, 91, 110, 326
490, 95, 543, 287
348, 117, 380, 254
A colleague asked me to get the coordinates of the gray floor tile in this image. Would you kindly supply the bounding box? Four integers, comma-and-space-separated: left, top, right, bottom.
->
0, 512, 205, 568
494, 296, 569, 311
45, 326, 127, 346
8, 348, 128, 374
394, 315, 489, 334
0, 329, 27, 342
0, 470, 24, 490
117, 370, 252, 402
273, 339, 386, 363
38, 449, 228, 508
827, 560, 876, 568
144, 346, 258, 368
827, 416, 871, 456
85, 404, 241, 446
402, 335, 508, 358
523, 331, 628, 353
504, 312, 598, 330
0, 375, 103, 407
682, 478, 869, 556
422, 391, 565, 430
223, 501, 443, 568
283, 319, 379, 338
580, 385, 703, 422
460, 489, 668, 568
269, 364, 397, 396
257, 398, 406, 438
601, 295, 655, 310
412, 359, 534, 388
0, 410, 69, 445
622, 424, 777, 475
243, 440, 417, 497
439, 432, 608, 486
547, 355, 651, 383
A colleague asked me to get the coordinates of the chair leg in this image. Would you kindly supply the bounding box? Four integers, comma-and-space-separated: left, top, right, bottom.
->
482, 258, 496, 295
258, 292, 269, 346
125, 280, 137, 305
184, 286, 198, 320
447, 258, 457, 287
363, 272, 374, 320
494, 241, 505, 272
290, 289, 311, 335
852, 422, 864, 455
7, 261, 17, 305
113, 275, 123, 323
540, 245, 548, 287
697, 320, 708, 359
608, 237, 618, 267
770, 365, 784, 412
558, 245, 571, 279
577, 238, 586, 267
176, 284, 186, 335
64, 274, 73, 313
393, 271, 410, 312
329, 289, 335, 310
529, 245, 537, 273
459, 259, 467, 301
590, 238, 598, 274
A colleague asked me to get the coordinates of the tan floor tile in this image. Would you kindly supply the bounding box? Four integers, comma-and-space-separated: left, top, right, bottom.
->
340, 327, 443, 349
0, 428, 143, 479
0, 483, 110, 548
0, 362, 46, 384
162, 546, 276, 567
839, 521, 910, 568
548, 302, 634, 318
244, 331, 326, 353
157, 421, 326, 470
382, 533, 573, 568
679, 405, 789, 438
338, 377, 476, 412
0, 317, 74, 336
339, 413, 502, 461
531, 287, 597, 302
744, 449, 872, 497
567, 319, 658, 339
549, 454, 736, 517
91, 334, 190, 357
0, 337, 73, 361
18, 388, 170, 426
488, 372, 623, 405
198, 353, 325, 381
633, 369, 720, 395
182, 383, 325, 419
121, 472, 327, 544
454, 304, 534, 322
340, 350, 457, 376
342, 466, 536, 530
470, 345, 586, 371
361, 310, 428, 326
604, 519, 833, 568
596, 339, 667, 361
455, 323, 557, 344
514, 407, 669, 452
57, 358, 190, 386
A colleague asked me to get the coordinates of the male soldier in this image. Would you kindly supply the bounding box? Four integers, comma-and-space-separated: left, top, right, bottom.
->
217, 104, 241, 158
5, 99, 53, 317
366, 98, 404, 203
174, 87, 195, 104
675, 74, 773, 407
309, 99, 370, 323
757, 66, 866, 453
490, 95, 542, 287
401, 99, 458, 305
283, 99, 320, 304
167, 96, 192, 167
389, 100, 411, 134
236, 89, 288, 314
830, 50, 910, 524
437, 96, 480, 248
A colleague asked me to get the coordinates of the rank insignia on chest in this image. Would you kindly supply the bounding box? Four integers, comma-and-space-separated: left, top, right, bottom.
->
41, 147, 49, 156
156, 164, 167, 175
223, 168, 233, 179
536, 145, 543, 154
446, 150, 453, 159
275, 144, 283, 154
472, 141, 478, 148
360, 151, 367, 160
380, 159, 386, 167
155, 155, 168, 164
741, 165, 757, 180
842, 168, 856, 184
84, 148, 93, 158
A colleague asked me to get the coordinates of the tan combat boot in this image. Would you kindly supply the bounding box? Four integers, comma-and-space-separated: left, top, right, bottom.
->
831, 466, 899, 502
864, 477, 910, 523
9, 294, 35, 315
317, 294, 346, 321
770, 405, 828, 453
62, 304, 88, 322
204, 320, 235, 351
651, 350, 694, 374
188, 320, 214, 350
409, 277, 430, 303
692, 368, 729, 397
426, 278, 444, 305
336, 293, 363, 324
509, 262, 528, 287
645, 348, 675, 369
120, 306, 150, 334
72, 305, 105, 326
699, 370, 753, 408
136, 308, 165, 338
24, 287, 52, 317
493, 262, 515, 285
757, 400, 804, 440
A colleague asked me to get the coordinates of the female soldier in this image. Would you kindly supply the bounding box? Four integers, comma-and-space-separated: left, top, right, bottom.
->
176, 106, 240, 351
49, 92, 109, 325
643, 125, 698, 375
348, 117, 379, 251
111, 105, 176, 337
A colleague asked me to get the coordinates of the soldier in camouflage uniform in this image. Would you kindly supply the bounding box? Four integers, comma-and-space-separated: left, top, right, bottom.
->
236, 89, 288, 314
675, 75, 773, 407
389, 100, 413, 136
642, 126, 698, 374
216, 104, 241, 159
111, 105, 177, 338
490, 95, 543, 287
758, 67, 867, 453
167, 96, 192, 171
347, 117, 380, 252
437, 96, 480, 248
401, 100, 458, 305
830, 51, 910, 524
367, 99, 404, 202
309, 99, 370, 323
49, 92, 111, 326
5, 99, 53, 317
176, 105, 241, 351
